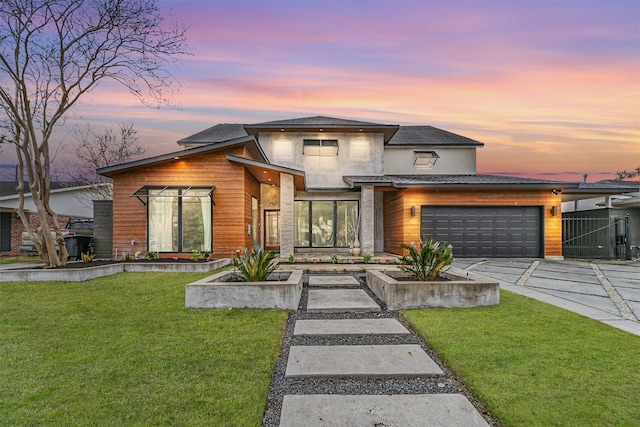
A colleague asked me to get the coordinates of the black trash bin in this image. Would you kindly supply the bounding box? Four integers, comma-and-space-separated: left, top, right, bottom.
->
65, 236, 93, 260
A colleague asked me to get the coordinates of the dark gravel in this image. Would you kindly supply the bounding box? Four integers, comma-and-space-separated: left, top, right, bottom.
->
262, 273, 500, 426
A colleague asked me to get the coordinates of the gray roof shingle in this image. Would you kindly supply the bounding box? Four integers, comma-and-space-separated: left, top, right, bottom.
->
248, 116, 387, 127
177, 124, 248, 145
343, 174, 574, 188
387, 126, 484, 147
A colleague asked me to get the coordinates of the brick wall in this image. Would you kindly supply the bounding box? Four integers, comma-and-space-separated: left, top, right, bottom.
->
0, 211, 84, 257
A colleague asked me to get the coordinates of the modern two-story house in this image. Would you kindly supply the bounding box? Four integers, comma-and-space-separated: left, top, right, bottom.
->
98, 116, 574, 259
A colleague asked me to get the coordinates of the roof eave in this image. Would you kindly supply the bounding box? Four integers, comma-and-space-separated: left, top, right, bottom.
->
98, 136, 262, 176
244, 124, 400, 143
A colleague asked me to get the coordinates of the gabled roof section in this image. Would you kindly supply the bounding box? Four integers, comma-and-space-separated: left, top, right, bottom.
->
226, 155, 306, 191
177, 123, 248, 146
244, 115, 400, 143
98, 135, 266, 177
250, 116, 386, 127
387, 126, 484, 147
343, 174, 575, 189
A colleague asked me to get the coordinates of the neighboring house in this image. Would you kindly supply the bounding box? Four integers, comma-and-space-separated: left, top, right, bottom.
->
562, 180, 640, 259
98, 115, 591, 259
0, 182, 105, 257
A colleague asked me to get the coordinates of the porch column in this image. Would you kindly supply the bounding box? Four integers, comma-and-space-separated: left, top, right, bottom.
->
361, 185, 375, 255
280, 173, 294, 257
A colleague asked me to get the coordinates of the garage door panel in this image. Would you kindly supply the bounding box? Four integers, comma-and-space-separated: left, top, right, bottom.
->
420, 206, 542, 258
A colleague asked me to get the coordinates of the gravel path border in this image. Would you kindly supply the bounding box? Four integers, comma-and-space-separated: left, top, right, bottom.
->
262, 273, 500, 427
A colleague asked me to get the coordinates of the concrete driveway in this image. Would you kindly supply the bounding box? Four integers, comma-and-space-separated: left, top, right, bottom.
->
450, 258, 640, 336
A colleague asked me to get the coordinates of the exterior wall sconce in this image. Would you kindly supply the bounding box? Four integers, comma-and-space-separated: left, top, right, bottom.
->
551, 206, 558, 216
411, 206, 416, 216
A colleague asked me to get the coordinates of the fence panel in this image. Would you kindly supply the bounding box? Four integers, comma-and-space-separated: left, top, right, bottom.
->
562, 216, 629, 259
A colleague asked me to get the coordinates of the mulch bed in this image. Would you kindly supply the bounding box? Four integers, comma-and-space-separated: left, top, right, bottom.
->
11, 258, 220, 270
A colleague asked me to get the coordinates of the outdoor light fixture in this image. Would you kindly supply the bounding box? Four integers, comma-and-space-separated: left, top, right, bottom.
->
411, 206, 416, 216
551, 206, 558, 216
552, 189, 560, 195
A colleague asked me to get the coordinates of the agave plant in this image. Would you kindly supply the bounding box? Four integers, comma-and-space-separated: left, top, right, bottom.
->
399, 236, 453, 281
233, 246, 279, 282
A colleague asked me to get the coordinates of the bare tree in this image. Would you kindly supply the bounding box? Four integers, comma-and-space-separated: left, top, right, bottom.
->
61, 123, 144, 206
71, 123, 144, 181
0, 0, 188, 266
615, 167, 640, 181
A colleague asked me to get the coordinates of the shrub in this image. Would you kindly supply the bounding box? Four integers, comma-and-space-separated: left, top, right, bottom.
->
121, 252, 133, 261
331, 255, 339, 264
191, 250, 201, 261
81, 252, 95, 263
145, 251, 158, 261
363, 253, 372, 264
233, 246, 279, 282
399, 236, 453, 281
288, 254, 295, 264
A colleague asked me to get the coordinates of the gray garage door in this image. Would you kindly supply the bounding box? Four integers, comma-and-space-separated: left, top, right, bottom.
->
420, 206, 542, 257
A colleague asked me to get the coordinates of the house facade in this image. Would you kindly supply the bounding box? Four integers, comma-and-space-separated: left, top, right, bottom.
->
99, 116, 574, 259
0, 182, 99, 257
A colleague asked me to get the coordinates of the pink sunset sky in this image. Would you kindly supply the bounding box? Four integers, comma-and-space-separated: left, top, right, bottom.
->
5, 0, 638, 182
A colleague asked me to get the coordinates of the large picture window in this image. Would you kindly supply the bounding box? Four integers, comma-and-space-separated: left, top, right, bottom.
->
294, 200, 358, 248
148, 188, 212, 253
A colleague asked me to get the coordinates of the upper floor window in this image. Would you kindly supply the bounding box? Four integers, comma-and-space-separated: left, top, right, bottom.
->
414, 151, 439, 169
303, 139, 338, 168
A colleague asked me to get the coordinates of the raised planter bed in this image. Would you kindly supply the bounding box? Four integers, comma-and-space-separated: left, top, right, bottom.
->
185, 270, 303, 310
0, 259, 231, 282
366, 269, 499, 310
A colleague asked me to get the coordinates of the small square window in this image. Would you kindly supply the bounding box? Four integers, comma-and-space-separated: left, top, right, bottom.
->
414, 151, 439, 169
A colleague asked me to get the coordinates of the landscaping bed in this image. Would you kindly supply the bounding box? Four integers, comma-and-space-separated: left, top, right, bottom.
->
186, 269, 303, 310
366, 268, 499, 310
0, 258, 230, 281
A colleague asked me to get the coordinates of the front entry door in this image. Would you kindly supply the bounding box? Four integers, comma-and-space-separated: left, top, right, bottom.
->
264, 210, 280, 250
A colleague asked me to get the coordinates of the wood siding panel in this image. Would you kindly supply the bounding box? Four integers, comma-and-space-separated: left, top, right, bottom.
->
383, 188, 562, 258
110, 146, 255, 258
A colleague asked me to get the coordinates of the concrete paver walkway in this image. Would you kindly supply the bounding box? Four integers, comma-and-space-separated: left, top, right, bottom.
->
277, 273, 490, 426
285, 344, 443, 378
451, 258, 640, 336
293, 318, 410, 336
307, 289, 381, 313
280, 394, 489, 427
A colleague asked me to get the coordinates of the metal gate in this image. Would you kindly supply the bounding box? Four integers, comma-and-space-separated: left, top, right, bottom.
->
562, 216, 630, 259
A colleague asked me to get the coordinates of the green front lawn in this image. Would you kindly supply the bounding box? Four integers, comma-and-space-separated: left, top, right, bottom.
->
403, 290, 640, 427
0, 272, 288, 426
0, 256, 39, 264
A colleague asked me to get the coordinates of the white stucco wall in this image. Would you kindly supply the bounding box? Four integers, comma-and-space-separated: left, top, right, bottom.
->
259, 131, 384, 189
383, 146, 477, 175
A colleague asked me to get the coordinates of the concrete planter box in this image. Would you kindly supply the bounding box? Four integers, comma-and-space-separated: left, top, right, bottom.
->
366, 269, 499, 310
123, 258, 230, 273
185, 270, 303, 310
0, 259, 230, 282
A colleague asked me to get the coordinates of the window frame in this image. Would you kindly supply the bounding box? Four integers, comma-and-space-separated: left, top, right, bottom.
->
294, 200, 359, 248
146, 186, 213, 253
